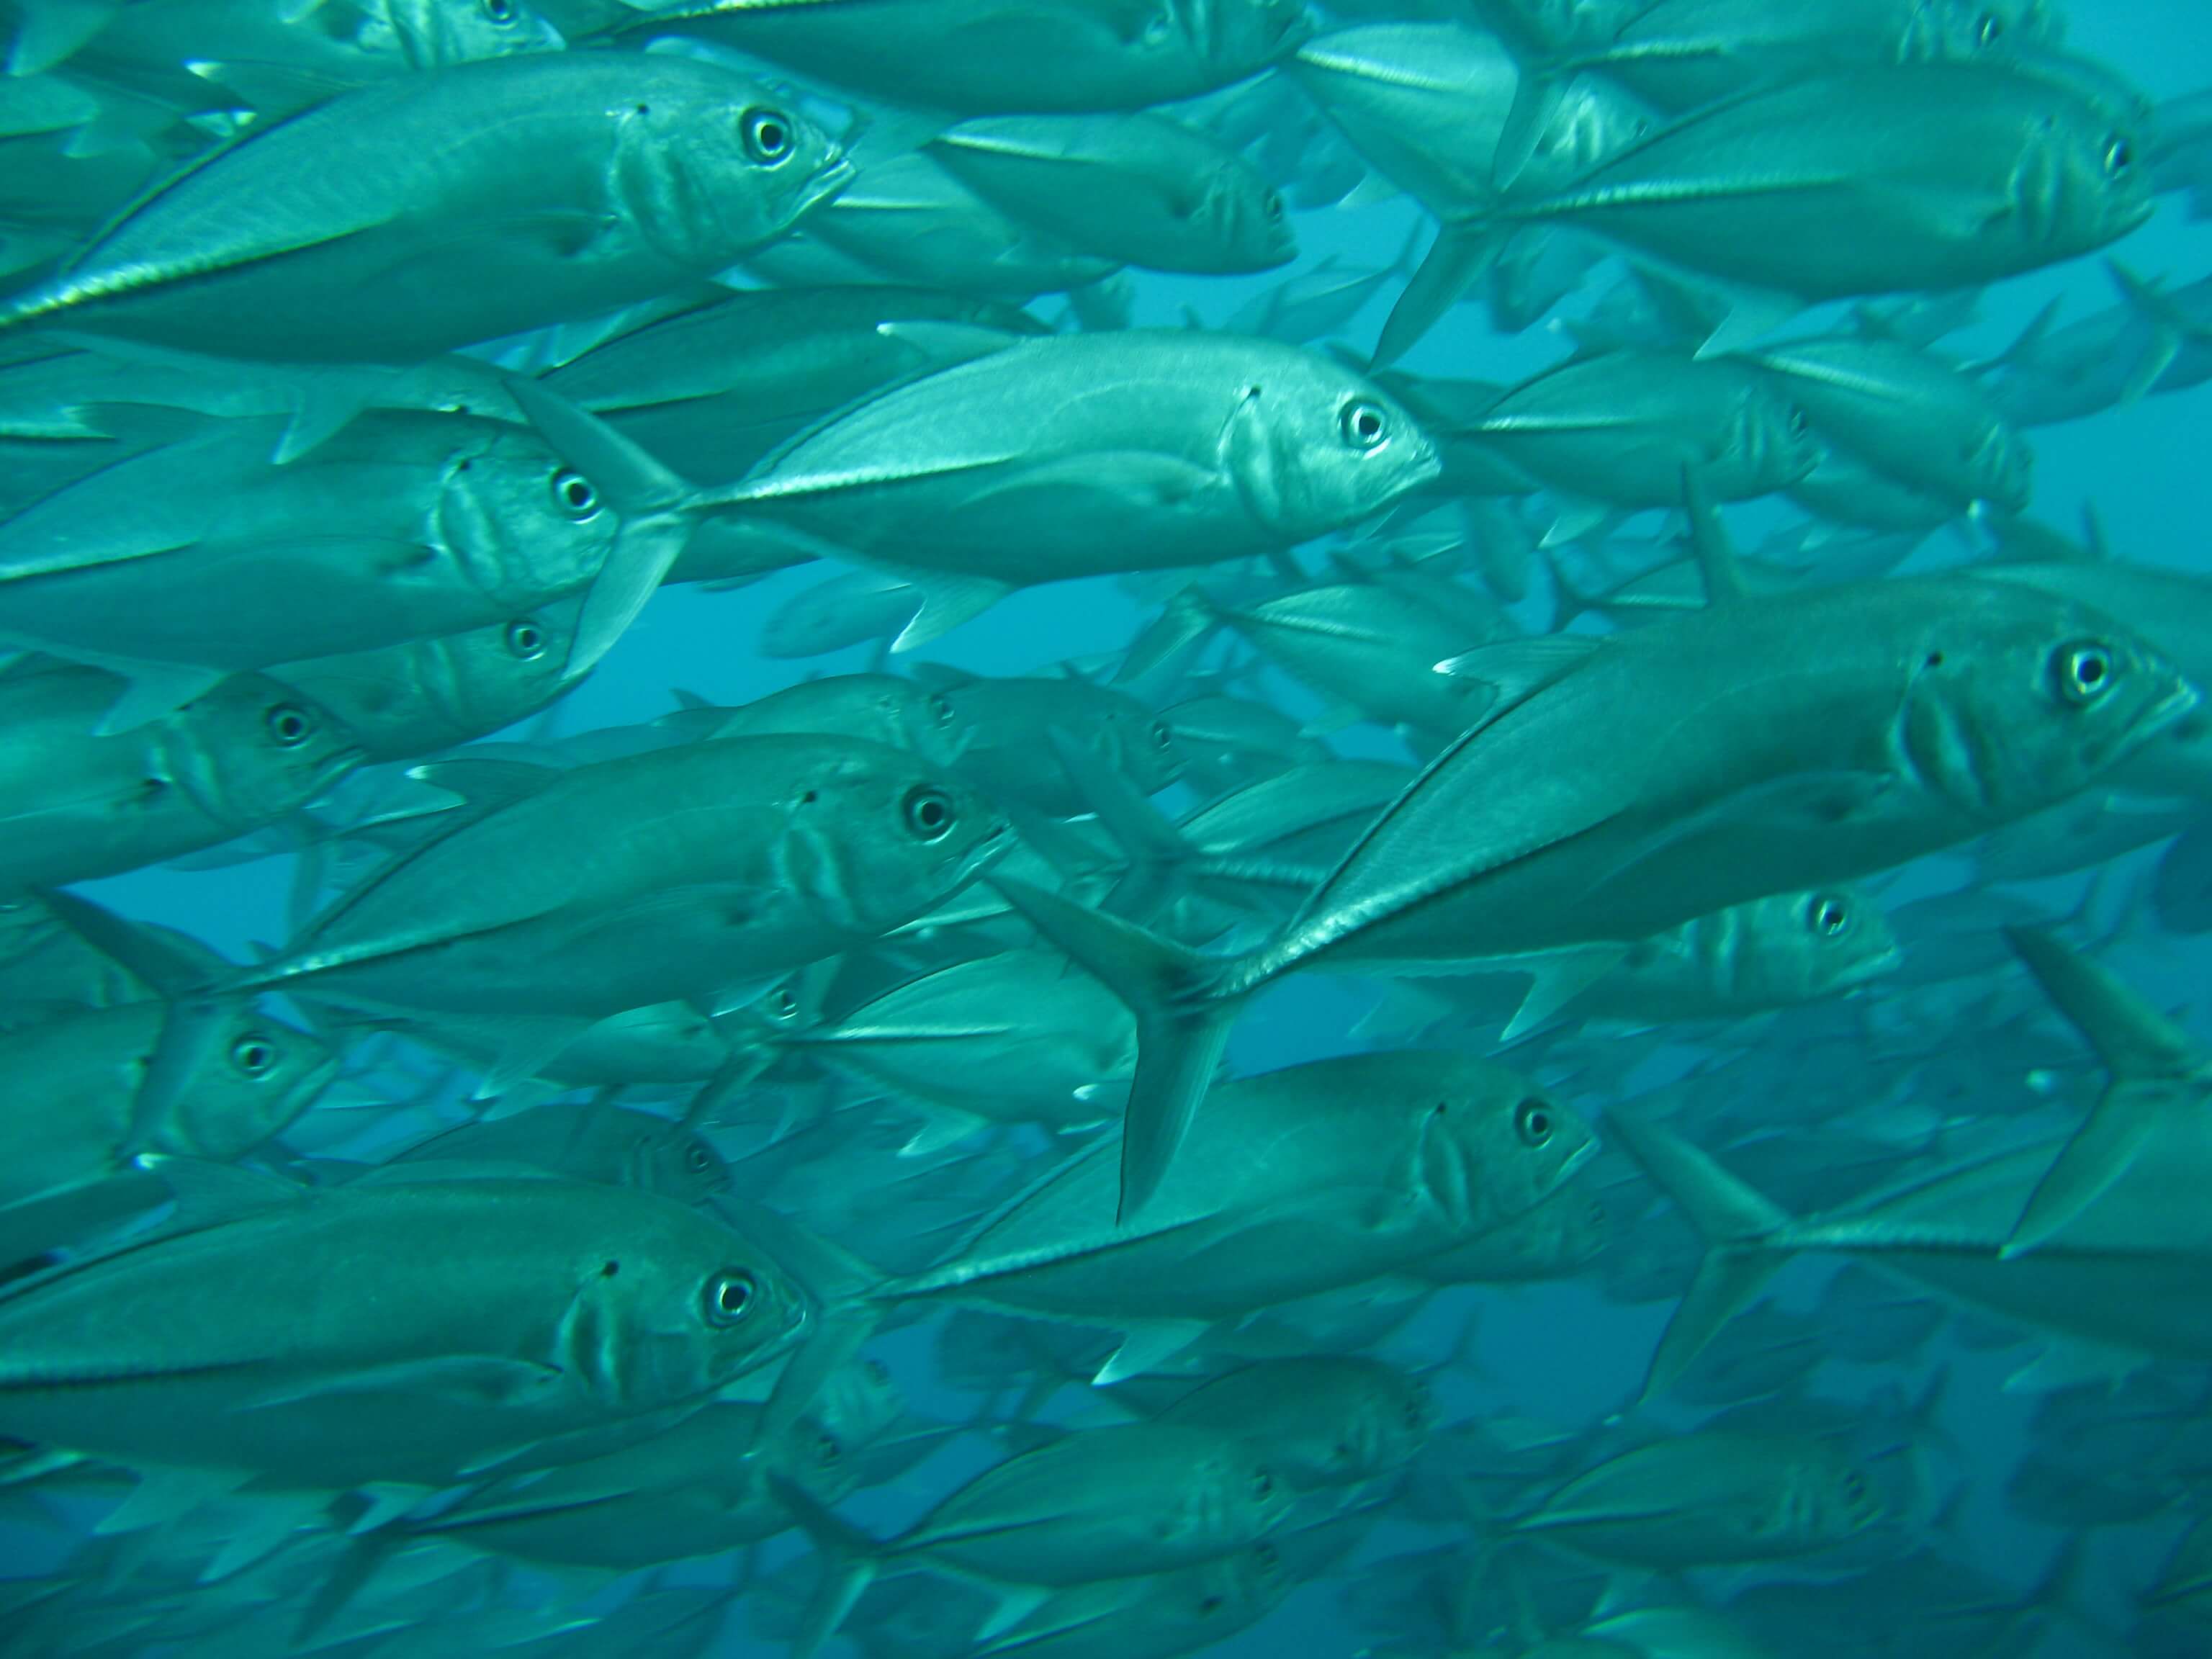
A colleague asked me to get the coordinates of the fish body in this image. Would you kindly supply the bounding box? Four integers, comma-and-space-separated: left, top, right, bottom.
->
2, 53, 850, 361
0, 1168, 806, 1487
266, 736, 1007, 1037
0, 658, 361, 891
720, 331, 1440, 591
639, 0, 1311, 115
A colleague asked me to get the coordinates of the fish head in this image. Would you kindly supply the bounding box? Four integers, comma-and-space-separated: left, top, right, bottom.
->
1189, 1434, 1296, 1542
164, 1010, 338, 1162
383, 0, 566, 68
1900, 585, 2197, 822
625, 1118, 731, 1205
1912, 1, 2049, 60
811, 1352, 907, 1447
1789, 1442, 1889, 1542
1223, 351, 1439, 541
440, 603, 590, 730
2019, 78, 2154, 257
581, 1204, 811, 1405
168, 677, 365, 830
1736, 887, 1903, 1003
1069, 684, 1190, 796
1735, 376, 1825, 492
865, 676, 975, 769
436, 424, 624, 604
1202, 162, 1299, 271
1412, 1056, 1598, 1236
615, 69, 853, 264
1339, 1366, 1433, 1483
773, 742, 1012, 936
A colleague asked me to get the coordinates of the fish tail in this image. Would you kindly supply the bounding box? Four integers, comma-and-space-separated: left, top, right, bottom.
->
987, 874, 1248, 1226
1998, 926, 2195, 1258
1115, 583, 1220, 685
1493, 69, 1570, 190
294, 1520, 407, 1645
1372, 219, 1506, 370
768, 1473, 884, 1659
37, 889, 252, 1156
1602, 1107, 1793, 1400
502, 377, 699, 677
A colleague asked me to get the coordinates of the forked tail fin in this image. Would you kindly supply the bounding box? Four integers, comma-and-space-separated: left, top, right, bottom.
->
1602, 1106, 1794, 1398
987, 875, 1251, 1224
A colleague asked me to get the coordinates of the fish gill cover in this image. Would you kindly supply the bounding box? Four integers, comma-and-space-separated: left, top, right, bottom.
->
0, 0, 2206, 1655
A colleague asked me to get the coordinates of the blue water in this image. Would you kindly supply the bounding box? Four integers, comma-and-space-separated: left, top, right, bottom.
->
6, 1, 2212, 1655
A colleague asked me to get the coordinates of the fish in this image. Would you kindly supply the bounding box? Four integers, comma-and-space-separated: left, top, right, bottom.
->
0, 410, 675, 696
860, 1051, 1596, 1378
183, 736, 1010, 1092
927, 112, 1297, 274
1132, 1355, 1432, 1493
773, 1418, 1292, 1654
0, 657, 363, 892
1740, 333, 2032, 513
1506, 1429, 1886, 1567
540, 284, 1047, 484
1377, 62, 2152, 363
0, 53, 852, 362
634, 0, 1313, 116
0, 1160, 809, 1488
996, 570, 2195, 1219
523, 331, 1441, 649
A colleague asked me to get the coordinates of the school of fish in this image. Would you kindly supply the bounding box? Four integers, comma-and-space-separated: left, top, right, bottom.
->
0, 0, 2208, 1654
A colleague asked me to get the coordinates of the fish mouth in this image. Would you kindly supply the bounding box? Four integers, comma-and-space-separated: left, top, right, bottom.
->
958, 820, 1017, 881
1556, 1133, 1599, 1185
800, 155, 859, 218
2141, 678, 2204, 746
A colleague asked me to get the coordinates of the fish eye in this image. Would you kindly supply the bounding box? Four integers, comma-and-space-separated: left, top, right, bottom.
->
1514, 1098, 1554, 1146
229, 1033, 277, 1076
1251, 1470, 1274, 1498
2054, 639, 2116, 705
2105, 136, 2133, 178
1263, 191, 1285, 223
1339, 400, 1388, 450
816, 1432, 842, 1466
684, 1141, 714, 1174
480, 0, 517, 20
1788, 405, 1811, 438
902, 784, 956, 843
927, 692, 957, 727
551, 468, 599, 520
504, 619, 547, 660
1842, 1471, 1867, 1500
703, 1269, 757, 1326
742, 108, 795, 165
1254, 1542, 1279, 1570
1809, 894, 1851, 937
769, 984, 799, 1020
1151, 721, 1174, 750
1977, 12, 2003, 45
265, 704, 315, 747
